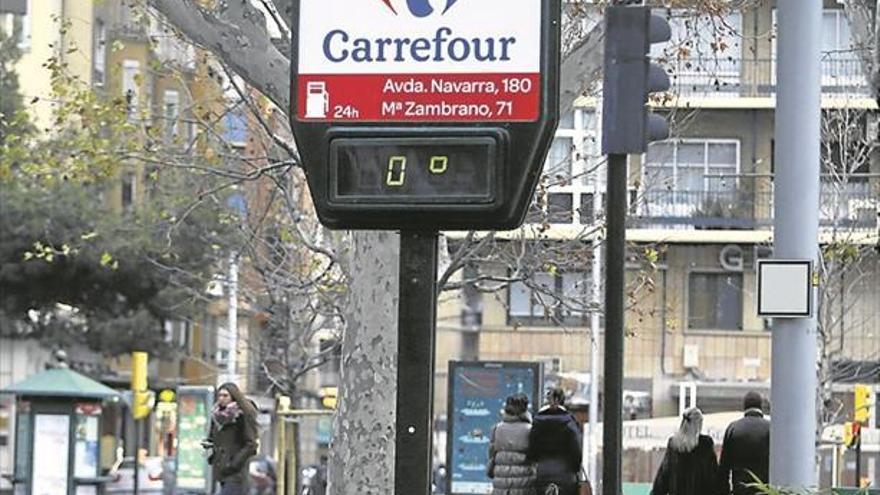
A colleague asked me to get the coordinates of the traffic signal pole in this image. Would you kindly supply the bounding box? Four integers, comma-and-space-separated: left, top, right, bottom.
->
601, 6, 670, 494
770, 0, 821, 486
602, 153, 627, 495
395, 231, 439, 494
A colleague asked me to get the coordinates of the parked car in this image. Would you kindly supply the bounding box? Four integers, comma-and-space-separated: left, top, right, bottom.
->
104, 456, 164, 493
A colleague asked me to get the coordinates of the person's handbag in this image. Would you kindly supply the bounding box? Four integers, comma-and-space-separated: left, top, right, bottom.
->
577, 467, 593, 495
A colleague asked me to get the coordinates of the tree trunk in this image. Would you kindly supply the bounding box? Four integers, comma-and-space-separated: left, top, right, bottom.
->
329, 231, 400, 494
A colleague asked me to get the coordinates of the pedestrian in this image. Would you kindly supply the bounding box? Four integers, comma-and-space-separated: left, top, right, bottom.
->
717, 391, 770, 495
527, 388, 583, 495
650, 407, 719, 495
487, 393, 537, 495
204, 382, 258, 495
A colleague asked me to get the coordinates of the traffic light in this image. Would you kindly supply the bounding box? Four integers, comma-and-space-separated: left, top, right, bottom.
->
844, 421, 861, 449
131, 352, 152, 420
601, 5, 671, 155
320, 386, 338, 410
854, 384, 872, 424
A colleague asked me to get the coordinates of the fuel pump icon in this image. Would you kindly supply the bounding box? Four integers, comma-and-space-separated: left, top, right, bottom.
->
305, 81, 329, 118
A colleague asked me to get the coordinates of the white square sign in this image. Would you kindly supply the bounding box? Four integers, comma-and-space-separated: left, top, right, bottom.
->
757, 260, 813, 318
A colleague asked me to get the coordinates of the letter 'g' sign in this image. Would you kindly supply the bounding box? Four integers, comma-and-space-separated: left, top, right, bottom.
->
290, 0, 560, 230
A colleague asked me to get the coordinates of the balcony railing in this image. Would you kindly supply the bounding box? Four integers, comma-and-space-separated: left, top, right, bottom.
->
665, 58, 872, 98
631, 178, 878, 230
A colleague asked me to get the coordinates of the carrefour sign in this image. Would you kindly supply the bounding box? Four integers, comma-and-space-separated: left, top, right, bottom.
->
296, 0, 542, 122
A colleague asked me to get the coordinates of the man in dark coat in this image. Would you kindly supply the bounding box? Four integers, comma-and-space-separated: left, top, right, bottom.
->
718, 391, 770, 495
651, 407, 718, 495
527, 388, 582, 495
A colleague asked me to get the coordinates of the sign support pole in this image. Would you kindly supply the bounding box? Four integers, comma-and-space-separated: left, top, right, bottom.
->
602, 153, 627, 495
395, 230, 438, 494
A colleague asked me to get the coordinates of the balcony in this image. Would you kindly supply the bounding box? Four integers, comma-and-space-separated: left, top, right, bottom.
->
666, 58, 872, 98
631, 177, 878, 230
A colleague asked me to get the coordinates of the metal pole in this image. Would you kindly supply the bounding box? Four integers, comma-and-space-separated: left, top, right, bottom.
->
602, 153, 627, 495
589, 174, 603, 488
133, 418, 140, 495
771, 0, 821, 487
855, 433, 862, 487
228, 253, 239, 384
395, 231, 438, 495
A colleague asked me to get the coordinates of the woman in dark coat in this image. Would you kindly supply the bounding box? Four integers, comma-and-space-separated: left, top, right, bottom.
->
206, 382, 258, 495
651, 407, 719, 495
487, 393, 536, 495
527, 388, 582, 495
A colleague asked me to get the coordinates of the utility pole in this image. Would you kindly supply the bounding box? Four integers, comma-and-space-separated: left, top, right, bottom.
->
770, 0, 821, 487
589, 168, 602, 489
227, 253, 239, 384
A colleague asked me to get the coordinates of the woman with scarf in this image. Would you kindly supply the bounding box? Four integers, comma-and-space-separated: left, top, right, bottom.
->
650, 407, 720, 495
205, 382, 258, 495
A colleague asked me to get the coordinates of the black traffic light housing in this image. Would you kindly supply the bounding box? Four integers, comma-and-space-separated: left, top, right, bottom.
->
601, 5, 671, 155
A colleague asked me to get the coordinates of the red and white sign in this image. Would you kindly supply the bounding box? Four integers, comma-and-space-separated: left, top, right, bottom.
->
296, 0, 542, 122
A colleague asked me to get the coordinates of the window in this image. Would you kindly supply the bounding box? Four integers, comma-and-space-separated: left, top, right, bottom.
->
223, 106, 248, 147
545, 137, 574, 183
547, 193, 573, 224
121, 174, 135, 208
163, 90, 180, 144
644, 140, 739, 192
687, 272, 743, 330
653, 9, 742, 93
772, 9, 864, 90
122, 60, 140, 119
93, 20, 106, 86
1, 0, 29, 49
508, 271, 590, 326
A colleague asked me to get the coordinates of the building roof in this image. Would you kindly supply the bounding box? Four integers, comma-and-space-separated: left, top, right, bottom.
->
1, 367, 120, 399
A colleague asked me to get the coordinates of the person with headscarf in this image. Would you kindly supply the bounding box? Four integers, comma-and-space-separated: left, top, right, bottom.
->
650, 407, 719, 495
527, 388, 582, 495
487, 393, 536, 495
204, 382, 258, 495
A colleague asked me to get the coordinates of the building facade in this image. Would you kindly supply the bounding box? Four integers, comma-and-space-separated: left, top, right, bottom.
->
435, 0, 879, 486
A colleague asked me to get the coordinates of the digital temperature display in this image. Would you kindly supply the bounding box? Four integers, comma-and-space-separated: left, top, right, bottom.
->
329, 137, 497, 204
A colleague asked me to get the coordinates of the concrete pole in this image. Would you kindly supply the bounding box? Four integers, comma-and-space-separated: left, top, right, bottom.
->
219, 253, 239, 386
588, 105, 603, 489
771, 0, 821, 487
589, 195, 602, 487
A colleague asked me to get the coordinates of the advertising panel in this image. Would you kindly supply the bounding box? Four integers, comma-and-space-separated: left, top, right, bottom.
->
175, 387, 213, 493
446, 361, 542, 495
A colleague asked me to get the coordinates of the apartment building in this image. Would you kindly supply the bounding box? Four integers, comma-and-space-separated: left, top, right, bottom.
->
0, 2, 266, 484
434, 0, 879, 446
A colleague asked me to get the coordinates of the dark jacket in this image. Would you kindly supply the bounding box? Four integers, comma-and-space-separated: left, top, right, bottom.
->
208, 405, 259, 486
718, 409, 770, 495
651, 435, 719, 495
527, 406, 582, 494
487, 412, 536, 495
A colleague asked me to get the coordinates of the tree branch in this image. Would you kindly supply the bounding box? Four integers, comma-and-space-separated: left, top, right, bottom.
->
150, 0, 291, 112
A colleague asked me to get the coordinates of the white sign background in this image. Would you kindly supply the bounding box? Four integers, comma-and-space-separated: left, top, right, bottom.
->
757, 260, 812, 317
32, 414, 70, 495
298, 0, 542, 74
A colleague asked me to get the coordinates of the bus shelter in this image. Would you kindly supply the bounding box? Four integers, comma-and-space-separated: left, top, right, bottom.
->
1, 367, 119, 495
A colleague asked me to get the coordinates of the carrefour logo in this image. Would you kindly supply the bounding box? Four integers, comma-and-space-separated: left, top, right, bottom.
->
379, 0, 460, 17
324, 0, 516, 64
